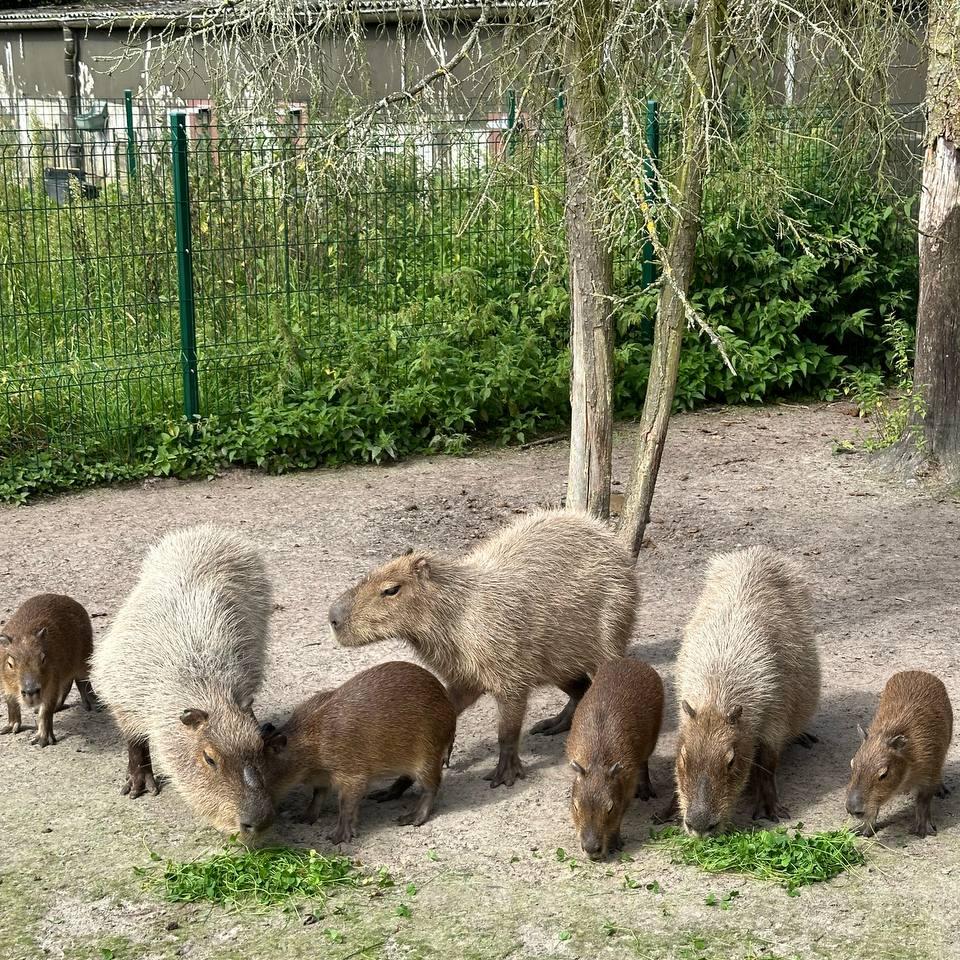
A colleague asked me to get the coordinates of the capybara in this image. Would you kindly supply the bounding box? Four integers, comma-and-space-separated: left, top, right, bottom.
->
90, 525, 275, 843
674, 546, 819, 835
1, 594, 95, 746
846, 670, 952, 837
263, 661, 456, 844
567, 657, 663, 860
328, 509, 637, 787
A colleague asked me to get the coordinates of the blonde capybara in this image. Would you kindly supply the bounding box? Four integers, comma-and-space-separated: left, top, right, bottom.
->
263, 661, 456, 844
90, 525, 276, 843
675, 546, 819, 835
846, 670, 952, 837
328, 509, 638, 787
1, 594, 95, 746
567, 657, 663, 860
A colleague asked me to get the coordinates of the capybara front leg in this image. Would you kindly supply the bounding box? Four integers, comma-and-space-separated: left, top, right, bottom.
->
653, 790, 679, 824
912, 787, 937, 838
484, 691, 529, 788
75, 678, 98, 711
30, 697, 57, 747
399, 761, 442, 827
635, 760, 657, 801
530, 675, 590, 736
122, 738, 159, 798
1, 697, 22, 735
751, 744, 788, 822
446, 683, 484, 716
330, 779, 365, 845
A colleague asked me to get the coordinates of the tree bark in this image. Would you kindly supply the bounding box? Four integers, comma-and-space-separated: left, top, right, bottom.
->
618, 1, 728, 555
564, 0, 615, 518
906, 0, 960, 479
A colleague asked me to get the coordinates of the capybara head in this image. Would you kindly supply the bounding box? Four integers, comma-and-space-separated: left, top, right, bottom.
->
1, 627, 52, 708
570, 759, 631, 860
675, 700, 751, 836
171, 703, 275, 844
328, 551, 435, 648
845, 723, 909, 830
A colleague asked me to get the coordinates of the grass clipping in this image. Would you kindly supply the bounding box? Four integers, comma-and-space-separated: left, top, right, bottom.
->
653, 826, 865, 895
136, 846, 391, 908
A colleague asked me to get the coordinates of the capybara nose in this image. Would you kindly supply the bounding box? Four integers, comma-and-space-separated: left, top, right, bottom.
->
21, 686, 40, 699
684, 811, 716, 835
329, 601, 345, 630
845, 793, 865, 818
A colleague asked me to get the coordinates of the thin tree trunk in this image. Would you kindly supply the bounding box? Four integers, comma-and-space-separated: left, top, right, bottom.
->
903, 0, 960, 479
564, 0, 614, 518
618, 1, 728, 555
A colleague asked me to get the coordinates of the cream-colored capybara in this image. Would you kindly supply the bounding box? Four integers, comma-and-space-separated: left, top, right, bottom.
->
90, 525, 276, 843
675, 546, 819, 835
328, 509, 638, 787
263, 661, 456, 844
1, 594, 95, 746
846, 670, 952, 837
567, 657, 663, 860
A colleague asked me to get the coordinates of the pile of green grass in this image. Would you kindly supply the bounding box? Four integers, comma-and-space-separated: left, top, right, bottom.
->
653, 826, 866, 895
136, 846, 390, 907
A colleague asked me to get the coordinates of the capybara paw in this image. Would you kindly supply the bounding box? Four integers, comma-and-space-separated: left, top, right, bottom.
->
121, 771, 159, 799
752, 803, 789, 823
30, 731, 56, 747
397, 809, 428, 828
911, 820, 936, 838
329, 826, 354, 845
794, 731, 818, 749
529, 715, 572, 737
635, 784, 657, 801
0, 722, 22, 735
483, 756, 526, 788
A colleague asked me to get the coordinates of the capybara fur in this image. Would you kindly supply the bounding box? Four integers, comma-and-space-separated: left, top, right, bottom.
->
90, 525, 275, 842
328, 509, 638, 787
263, 661, 456, 844
675, 546, 819, 835
846, 670, 953, 837
567, 657, 663, 860
1, 594, 94, 746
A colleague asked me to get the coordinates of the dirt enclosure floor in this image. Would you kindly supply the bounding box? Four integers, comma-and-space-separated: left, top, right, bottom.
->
1, 403, 959, 960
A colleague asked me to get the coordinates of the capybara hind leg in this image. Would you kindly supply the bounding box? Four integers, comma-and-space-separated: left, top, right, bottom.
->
400, 761, 442, 827
793, 731, 818, 749
122, 739, 159, 798
530, 675, 590, 736
369, 776, 414, 803
330, 780, 364, 845
1, 697, 22, 735
75, 678, 98, 711
751, 745, 788, 822
635, 760, 657, 801
936, 781, 950, 800
653, 790, 679, 824
30, 699, 57, 747
912, 787, 937, 838
55, 680, 73, 712
484, 692, 529, 788
303, 787, 327, 824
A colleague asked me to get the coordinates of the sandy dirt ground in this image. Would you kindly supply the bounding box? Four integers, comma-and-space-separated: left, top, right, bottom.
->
1, 402, 958, 960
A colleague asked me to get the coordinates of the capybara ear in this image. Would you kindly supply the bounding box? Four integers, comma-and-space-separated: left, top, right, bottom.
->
0, 633, 10, 646
180, 708, 209, 728
887, 734, 908, 752
681, 699, 697, 720
570, 760, 586, 776
402, 547, 414, 556
857, 723, 868, 742
413, 556, 431, 578
726, 705, 743, 725
259, 722, 277, 738
265, 732, 288, 754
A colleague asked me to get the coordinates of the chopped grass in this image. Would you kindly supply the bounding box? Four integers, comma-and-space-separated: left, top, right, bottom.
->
653, 826, 866, 895
136, 846, 391, 908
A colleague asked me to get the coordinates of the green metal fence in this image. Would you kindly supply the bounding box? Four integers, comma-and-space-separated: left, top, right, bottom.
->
0, 94, 924, 475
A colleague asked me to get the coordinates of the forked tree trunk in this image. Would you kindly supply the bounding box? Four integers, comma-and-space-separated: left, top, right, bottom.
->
618, 0, 728, 555
907, 0, 960, 479
564, 0, 615, 518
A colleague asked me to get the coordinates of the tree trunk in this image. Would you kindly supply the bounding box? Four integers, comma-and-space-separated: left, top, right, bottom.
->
618, 1, 728, 556
908, 0, 960, 479
564, 0, 614, 518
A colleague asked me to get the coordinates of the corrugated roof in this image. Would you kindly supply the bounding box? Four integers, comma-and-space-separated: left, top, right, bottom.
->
0, 1, 544, 27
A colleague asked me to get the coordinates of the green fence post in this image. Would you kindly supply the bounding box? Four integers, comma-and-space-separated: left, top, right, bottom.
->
124, 88, 137, 180
506, 89, 517, 154
170, 112, 200, 421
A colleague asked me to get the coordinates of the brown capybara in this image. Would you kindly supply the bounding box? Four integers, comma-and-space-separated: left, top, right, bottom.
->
846, 670, 952, 838
263, 661, 456, 844
328, 509, 638, 788
1, 594, 95, 747
567, 657, 663, 860
674, 546, 819, 835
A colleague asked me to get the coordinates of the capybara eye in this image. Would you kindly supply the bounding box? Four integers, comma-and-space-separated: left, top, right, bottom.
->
204, 752, 217, 768
606, 799, 614, 813
381, 584, 401, 597
39, 652, 47, 665
5, 657, 13, 669
878, 767, 887, 781
726, 749, 736, 768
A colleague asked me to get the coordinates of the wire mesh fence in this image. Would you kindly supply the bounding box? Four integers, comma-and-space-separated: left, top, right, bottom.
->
0, 94, 924, 474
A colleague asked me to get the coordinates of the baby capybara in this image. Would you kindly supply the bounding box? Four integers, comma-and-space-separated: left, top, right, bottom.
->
328, 509, 638, 787
263, 661, 456, 845
567, 657, 663, 860
1, 594, 95, 746
846, 670, 952, 838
